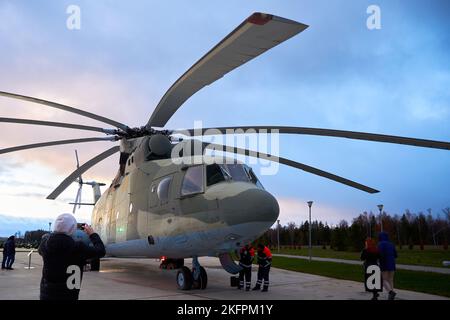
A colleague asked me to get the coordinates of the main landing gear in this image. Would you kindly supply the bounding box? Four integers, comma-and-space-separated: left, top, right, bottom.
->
176, 256, 207, 290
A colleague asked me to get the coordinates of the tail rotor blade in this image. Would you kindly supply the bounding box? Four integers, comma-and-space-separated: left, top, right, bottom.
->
75, 150, 80, 169
47, 146, 120, 200
73, 185, 82, 214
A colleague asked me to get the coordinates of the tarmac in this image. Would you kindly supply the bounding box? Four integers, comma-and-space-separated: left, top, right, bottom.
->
0, 251, 447, 300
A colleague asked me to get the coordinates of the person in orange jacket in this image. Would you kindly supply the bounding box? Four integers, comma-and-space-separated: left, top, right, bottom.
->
238, 244, 255, 291
252, 244, 272, 292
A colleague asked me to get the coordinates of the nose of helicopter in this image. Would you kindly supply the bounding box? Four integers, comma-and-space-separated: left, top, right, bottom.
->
220, 188, 279, 226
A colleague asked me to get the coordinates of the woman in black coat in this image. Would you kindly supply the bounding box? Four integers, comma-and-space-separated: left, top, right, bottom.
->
38, 214, 105, 300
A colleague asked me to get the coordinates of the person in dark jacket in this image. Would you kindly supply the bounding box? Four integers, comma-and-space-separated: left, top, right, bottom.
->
378, 232, 398, 300
1, 242, 6, 270
3, 236, 16, 270
237, 244, 255, 291
360, 238, 380, 300
38, 213, 105, 300
252, 244, 272, 292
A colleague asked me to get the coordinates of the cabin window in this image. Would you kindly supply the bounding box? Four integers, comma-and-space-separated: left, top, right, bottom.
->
181, 165, 204, 196
157, 176, 172, 203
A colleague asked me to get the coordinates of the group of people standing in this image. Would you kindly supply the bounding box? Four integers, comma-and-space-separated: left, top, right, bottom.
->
361, 232, 398, 300
237, 243, 272, 292
1, 236, 16, 270
239, 232, 398, 300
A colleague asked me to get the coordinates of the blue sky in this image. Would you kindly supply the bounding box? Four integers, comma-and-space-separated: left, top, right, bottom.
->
0, 1, 449, 235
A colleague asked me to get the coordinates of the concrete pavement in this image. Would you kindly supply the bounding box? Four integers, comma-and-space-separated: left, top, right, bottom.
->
0, 252, 447, 300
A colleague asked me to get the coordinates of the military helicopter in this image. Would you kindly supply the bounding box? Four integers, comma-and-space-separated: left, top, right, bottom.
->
1, 12, 450, 290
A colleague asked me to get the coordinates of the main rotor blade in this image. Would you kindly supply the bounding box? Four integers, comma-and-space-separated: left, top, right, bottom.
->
187, 140, 379, 194
176, 126, 450, 151
0, 137, 117, 155
47, 146, 120, 200
0, 117, 116, 135
0, 91, 129, 132
147, 13, 308, 128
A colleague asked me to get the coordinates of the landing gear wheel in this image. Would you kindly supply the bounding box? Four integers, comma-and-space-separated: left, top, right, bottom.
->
176, 266, 193, 290
191, 266, 208, 290
199, 266, 207, 290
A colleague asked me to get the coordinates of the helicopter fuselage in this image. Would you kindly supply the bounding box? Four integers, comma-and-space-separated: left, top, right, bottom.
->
91, 149, 280, 259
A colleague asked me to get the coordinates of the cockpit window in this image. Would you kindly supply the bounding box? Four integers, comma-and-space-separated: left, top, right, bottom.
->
245, 165, 265, 190
181, 165, 204, 196
223, 164, 249, 182
206, 163, 264, 187
207, 163, 226, 186
205, 163, 265, 189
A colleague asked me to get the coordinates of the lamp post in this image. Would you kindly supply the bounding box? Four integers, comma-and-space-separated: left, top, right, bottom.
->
377, 204, 384, 233
277, 219, 280, 253
307, 201, 313, 262
48, 222, 52, 233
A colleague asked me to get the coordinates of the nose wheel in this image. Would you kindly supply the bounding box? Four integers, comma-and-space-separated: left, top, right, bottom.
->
176, 257, 208, 290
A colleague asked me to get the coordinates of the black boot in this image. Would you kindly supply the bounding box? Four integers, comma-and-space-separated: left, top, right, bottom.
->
252, 285, 261, 291
388, 291, 396, 300
262, 285, 269, 292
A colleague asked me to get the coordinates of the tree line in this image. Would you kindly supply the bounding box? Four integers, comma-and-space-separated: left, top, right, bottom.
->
257, 208, 450, 251
3, 208, 450, 252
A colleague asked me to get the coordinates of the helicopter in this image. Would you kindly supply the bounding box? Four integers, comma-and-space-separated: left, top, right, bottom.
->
1, 12, 450, 290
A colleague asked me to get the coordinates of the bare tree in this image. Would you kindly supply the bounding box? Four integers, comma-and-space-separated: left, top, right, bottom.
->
287, 222, 296, 246
443, 207, 450, 222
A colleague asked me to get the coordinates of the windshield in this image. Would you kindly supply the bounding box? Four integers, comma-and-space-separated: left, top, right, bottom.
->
206, 163, 264, 189
206, 164, 226, 186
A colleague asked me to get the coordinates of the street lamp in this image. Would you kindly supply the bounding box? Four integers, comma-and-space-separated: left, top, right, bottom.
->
377, 204, 384, 233
277, 220, 280, 253
48, 222, 52, 233
307, 201, 313, 262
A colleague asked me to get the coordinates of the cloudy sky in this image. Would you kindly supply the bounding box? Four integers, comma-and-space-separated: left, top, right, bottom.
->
0, 0, 449, 236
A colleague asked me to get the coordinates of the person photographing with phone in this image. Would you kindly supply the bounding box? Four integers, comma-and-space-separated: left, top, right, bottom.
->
38, 213, 106, 300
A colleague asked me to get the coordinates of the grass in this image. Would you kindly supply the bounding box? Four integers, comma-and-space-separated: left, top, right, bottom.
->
272, 256, 450, 298
275, 246, 450, 268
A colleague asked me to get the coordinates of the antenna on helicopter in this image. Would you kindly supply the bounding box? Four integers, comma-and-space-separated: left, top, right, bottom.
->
71, 150, 106, 213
